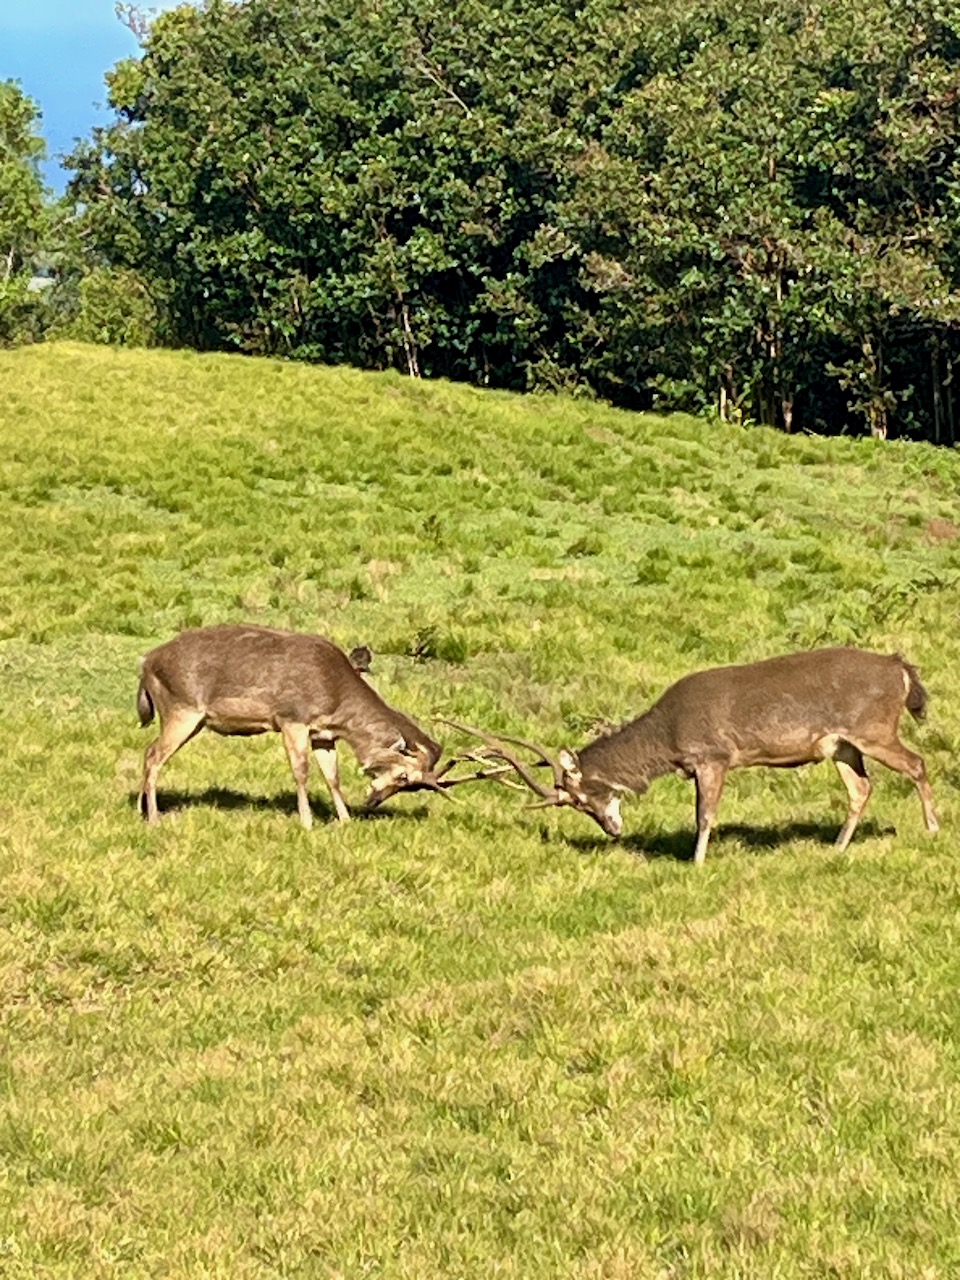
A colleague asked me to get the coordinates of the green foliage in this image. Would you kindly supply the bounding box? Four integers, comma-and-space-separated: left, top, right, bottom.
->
560, 0, 960, 436
0, 80, 48, 345
3, 344, 960, 1274
66, 0, 609, 385
60, 0, 960, 439
49, 265, 160, 347
0, 275, 46, 345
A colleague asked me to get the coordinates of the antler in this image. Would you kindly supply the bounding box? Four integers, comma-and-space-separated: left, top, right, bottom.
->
440, 748, 531, 791
412, 752, 514, 799
435, 718, 565, 800
435, 752, 514, 783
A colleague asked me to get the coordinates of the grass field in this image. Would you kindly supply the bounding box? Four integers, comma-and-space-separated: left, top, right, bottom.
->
2, 341, 960, 1278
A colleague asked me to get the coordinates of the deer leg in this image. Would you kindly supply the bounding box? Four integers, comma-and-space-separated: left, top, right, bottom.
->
140, 708, 205, 824
693, 762, 726, 866
280, 722, 314, 830
832, 741, 871, 853
311, 739, 351, 824
859, 739, 939, 835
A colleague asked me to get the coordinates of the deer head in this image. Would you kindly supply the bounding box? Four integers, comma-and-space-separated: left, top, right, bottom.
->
552, 747, 626, 837
364, 733, 513, 808
363, 735, 445, 808
437, 721, 626, 837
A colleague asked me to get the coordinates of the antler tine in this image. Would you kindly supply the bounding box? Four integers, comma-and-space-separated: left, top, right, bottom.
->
453, 747, 510, 769
422, 777, 459, 802
435, 747, 495, 776
491, 744, 561, 800
436, 717, 566, 793
489, 733, 567, 791
452, 755, 533, 793
439, 764, 517, 789
428, 741, 521, 792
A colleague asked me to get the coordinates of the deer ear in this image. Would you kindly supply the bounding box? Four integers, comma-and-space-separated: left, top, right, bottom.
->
349, 644, 372, 674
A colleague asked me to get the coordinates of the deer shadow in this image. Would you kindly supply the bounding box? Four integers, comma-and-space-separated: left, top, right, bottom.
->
126, 788, 430, 823
563, 817, 894, 862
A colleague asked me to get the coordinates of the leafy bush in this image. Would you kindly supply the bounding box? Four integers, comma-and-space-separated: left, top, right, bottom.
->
49, 266, 160, 347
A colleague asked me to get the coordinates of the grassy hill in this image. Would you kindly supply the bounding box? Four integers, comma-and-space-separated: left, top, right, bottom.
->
2, 342, 960, 1278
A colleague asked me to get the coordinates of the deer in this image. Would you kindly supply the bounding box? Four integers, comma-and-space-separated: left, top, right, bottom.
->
136, 623, 504, 827
443, 647, 940, 864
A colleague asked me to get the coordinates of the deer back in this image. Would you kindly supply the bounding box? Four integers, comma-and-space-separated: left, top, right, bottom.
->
139, 624, 440, 765
578, 647, 918, 784
140, 625, 358, 722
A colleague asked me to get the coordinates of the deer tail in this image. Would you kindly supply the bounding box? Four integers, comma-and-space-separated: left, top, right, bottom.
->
899, 656, 929, 722
137, 678, 155, 727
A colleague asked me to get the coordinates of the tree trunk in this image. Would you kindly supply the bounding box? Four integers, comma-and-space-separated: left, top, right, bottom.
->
932, 343, 944, 445
781, 393, 794, 433
400, 301, 420, 379
947, 354, 956, 445
862, 335, 888, 440
868, 402, 888, 441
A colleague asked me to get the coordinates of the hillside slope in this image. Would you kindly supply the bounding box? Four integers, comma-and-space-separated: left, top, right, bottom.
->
1, 342, 960, 1278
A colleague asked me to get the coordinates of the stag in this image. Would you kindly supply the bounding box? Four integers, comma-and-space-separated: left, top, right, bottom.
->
444, 647, 939, 863
137, 624, 503, 827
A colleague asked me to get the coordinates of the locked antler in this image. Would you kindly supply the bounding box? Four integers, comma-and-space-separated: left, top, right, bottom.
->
435, 718, 567, 801
432, 753, 516, 791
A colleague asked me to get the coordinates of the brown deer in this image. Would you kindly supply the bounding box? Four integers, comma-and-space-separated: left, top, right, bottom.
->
445, 647, 939, 863
137, 624, 501, 827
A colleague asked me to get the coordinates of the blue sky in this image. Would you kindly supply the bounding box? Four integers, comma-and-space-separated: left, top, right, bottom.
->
0, 0, 183, 192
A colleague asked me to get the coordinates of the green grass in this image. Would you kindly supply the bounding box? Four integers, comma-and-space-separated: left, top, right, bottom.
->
2, 341, 960, 1277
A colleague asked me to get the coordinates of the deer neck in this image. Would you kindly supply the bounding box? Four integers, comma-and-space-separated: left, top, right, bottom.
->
578, 710, 675, 794
335, 680, 432, 768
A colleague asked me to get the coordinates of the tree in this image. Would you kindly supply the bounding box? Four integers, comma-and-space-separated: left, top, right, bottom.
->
0, 80, 48, 343
559, 0, 960, 435
65, 0, 640, 386
65, 0, 960, 438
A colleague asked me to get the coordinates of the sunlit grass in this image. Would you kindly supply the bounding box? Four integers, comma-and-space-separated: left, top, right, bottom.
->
1, 341, 960, 1276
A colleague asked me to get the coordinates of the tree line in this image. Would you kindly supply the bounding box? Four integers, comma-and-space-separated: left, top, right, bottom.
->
7, 0, 960, 441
